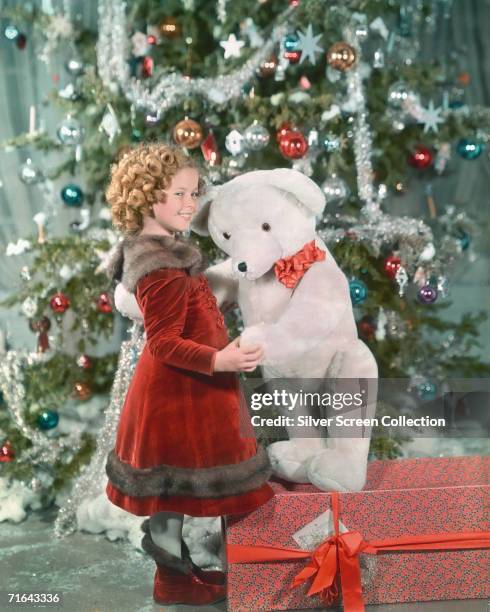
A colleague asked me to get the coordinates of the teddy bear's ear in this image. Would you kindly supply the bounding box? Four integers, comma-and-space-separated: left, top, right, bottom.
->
191, 187, 219, 236
266, 168, 326, 216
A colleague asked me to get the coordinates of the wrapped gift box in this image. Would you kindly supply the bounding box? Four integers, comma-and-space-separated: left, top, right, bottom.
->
225, 455, 490, 611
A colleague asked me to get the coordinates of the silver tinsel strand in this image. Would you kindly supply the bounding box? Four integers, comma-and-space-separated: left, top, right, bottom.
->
0, 350, 84, 465
97, 0, 291, 115
343, 24, 379, 217
54, 322, 145, 538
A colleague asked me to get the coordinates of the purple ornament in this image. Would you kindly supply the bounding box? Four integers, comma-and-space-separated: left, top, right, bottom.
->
417, 285, 438, 304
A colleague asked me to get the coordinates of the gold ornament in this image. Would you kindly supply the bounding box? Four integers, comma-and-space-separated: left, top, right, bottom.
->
72, 381, 92, 401
159, 17, 181, 39
326, 42, 356, 71
172, 119, 203, 149
259, 54, 278, 77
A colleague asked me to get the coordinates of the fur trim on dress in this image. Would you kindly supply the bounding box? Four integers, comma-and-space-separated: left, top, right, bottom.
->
105, 445, 272, 499
105, 233, 207, 292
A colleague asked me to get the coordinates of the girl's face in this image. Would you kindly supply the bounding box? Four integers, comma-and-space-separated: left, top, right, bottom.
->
151, 167, 200, 236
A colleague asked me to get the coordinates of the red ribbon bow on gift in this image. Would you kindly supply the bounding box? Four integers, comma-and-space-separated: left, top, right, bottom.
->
227, 491, 490, 612
274, 239, 326, 289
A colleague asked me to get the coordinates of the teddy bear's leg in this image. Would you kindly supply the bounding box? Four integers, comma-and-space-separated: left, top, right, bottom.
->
306, 341, 378, 491
266, 378, 327, 483
267, 438, 327, 483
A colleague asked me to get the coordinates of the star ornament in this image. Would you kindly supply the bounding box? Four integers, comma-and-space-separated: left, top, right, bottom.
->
220, 34, 245, 59
296, 24, 323, 65
421, 100, 444, 133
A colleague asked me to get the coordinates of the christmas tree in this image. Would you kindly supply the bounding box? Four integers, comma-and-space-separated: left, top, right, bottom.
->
0, 0, 488, 519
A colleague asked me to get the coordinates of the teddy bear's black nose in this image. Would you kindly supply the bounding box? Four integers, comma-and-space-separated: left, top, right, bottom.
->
237, 261, 247, 272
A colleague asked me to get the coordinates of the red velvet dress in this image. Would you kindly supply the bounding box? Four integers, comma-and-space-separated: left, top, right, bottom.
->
106, 267, 274, 517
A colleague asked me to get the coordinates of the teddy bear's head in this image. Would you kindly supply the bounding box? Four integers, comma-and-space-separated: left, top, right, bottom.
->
191, 169, 326, 280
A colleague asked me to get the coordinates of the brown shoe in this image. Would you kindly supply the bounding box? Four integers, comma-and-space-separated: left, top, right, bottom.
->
140, 521, 226, 605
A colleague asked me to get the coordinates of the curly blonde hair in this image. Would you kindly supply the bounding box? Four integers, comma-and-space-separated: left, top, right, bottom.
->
105, 143, 203, 235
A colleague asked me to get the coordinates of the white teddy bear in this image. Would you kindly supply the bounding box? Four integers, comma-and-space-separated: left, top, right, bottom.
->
111, 169, 378, 492
191, 169, 378, 492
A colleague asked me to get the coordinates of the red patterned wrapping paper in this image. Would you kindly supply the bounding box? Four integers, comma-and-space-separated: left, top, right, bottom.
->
225, 455, 490, 611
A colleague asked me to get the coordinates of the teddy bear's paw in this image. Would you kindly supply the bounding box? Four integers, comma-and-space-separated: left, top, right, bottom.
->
267, 439, 326, 484
305, 448, 368, 492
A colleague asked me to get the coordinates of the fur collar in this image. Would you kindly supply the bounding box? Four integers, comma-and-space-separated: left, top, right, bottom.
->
105, 233, 206, 293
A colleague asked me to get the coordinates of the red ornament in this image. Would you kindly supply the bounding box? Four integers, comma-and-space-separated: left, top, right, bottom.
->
201, 131, 221, 165
16, 33, 27, 50
289, 0, 300, 6
50, 292, 71, 313
77, 354, 93, 369
141, 56, 154, 78
279, 130, 309, 159
96, 292, 113, 313
358, 317, 375, 341
72, 381, 92, 401
29, 316, 51, 353
384, 255, 402, 280
0, 441, 15, 462
276, 123, 293, 143
408, 146, 433, 169
147, 34, 157, 45
284, 50, 302, 64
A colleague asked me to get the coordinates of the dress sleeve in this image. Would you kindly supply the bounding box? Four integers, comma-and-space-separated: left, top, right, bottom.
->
136, 268, 218, 376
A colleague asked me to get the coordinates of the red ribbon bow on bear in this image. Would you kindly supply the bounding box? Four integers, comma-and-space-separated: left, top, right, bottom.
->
274, 239, 326, 289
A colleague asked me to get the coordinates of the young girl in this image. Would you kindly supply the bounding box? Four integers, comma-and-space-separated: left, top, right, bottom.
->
104, 143, 274, 606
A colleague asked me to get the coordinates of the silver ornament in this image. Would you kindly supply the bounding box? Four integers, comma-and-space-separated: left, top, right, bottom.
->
21, 297, 38, 318
56, 116, 84, 146
387, 82, 420, 110
58, 83, 79, 101
99, 104, 121, 143
307, 129, 319, 147
243, 121, 269, 151
322, 133, 341, 153
321, 175, 350, 205
355, 25, 368, 41
65, 58, 85, 76
19, 159, 43, 185
386, 311, 407, 339
225, 129, 246, 156
224, 154, 248, 177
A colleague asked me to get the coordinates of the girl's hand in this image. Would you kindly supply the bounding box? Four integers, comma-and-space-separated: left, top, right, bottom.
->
213, 337, 264, 372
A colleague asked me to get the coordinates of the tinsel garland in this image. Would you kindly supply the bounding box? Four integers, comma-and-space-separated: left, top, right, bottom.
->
54, 322, 145, 538
97, 0, 291, 115
0, 350, 83, 464
343, 24, 380, 217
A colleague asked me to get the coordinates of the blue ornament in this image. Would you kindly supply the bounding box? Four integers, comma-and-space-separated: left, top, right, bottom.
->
241, 82, 253, 96
131, 128, 142, 142
448, 99, 464, 109
456, 138, 483, 160
38, 409, 59, 430
61, 184, 84, 207
284, 34, 300, 52
417, 381, 437, 401
458, 232, 471, 251
349, 279, 367, 305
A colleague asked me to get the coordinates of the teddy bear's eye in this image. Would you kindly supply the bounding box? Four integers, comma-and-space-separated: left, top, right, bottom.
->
262, 222, 271, 231
223, 232, 231, 240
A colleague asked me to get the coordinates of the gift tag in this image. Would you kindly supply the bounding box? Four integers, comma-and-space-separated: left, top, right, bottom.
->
292, 509, 348, 551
